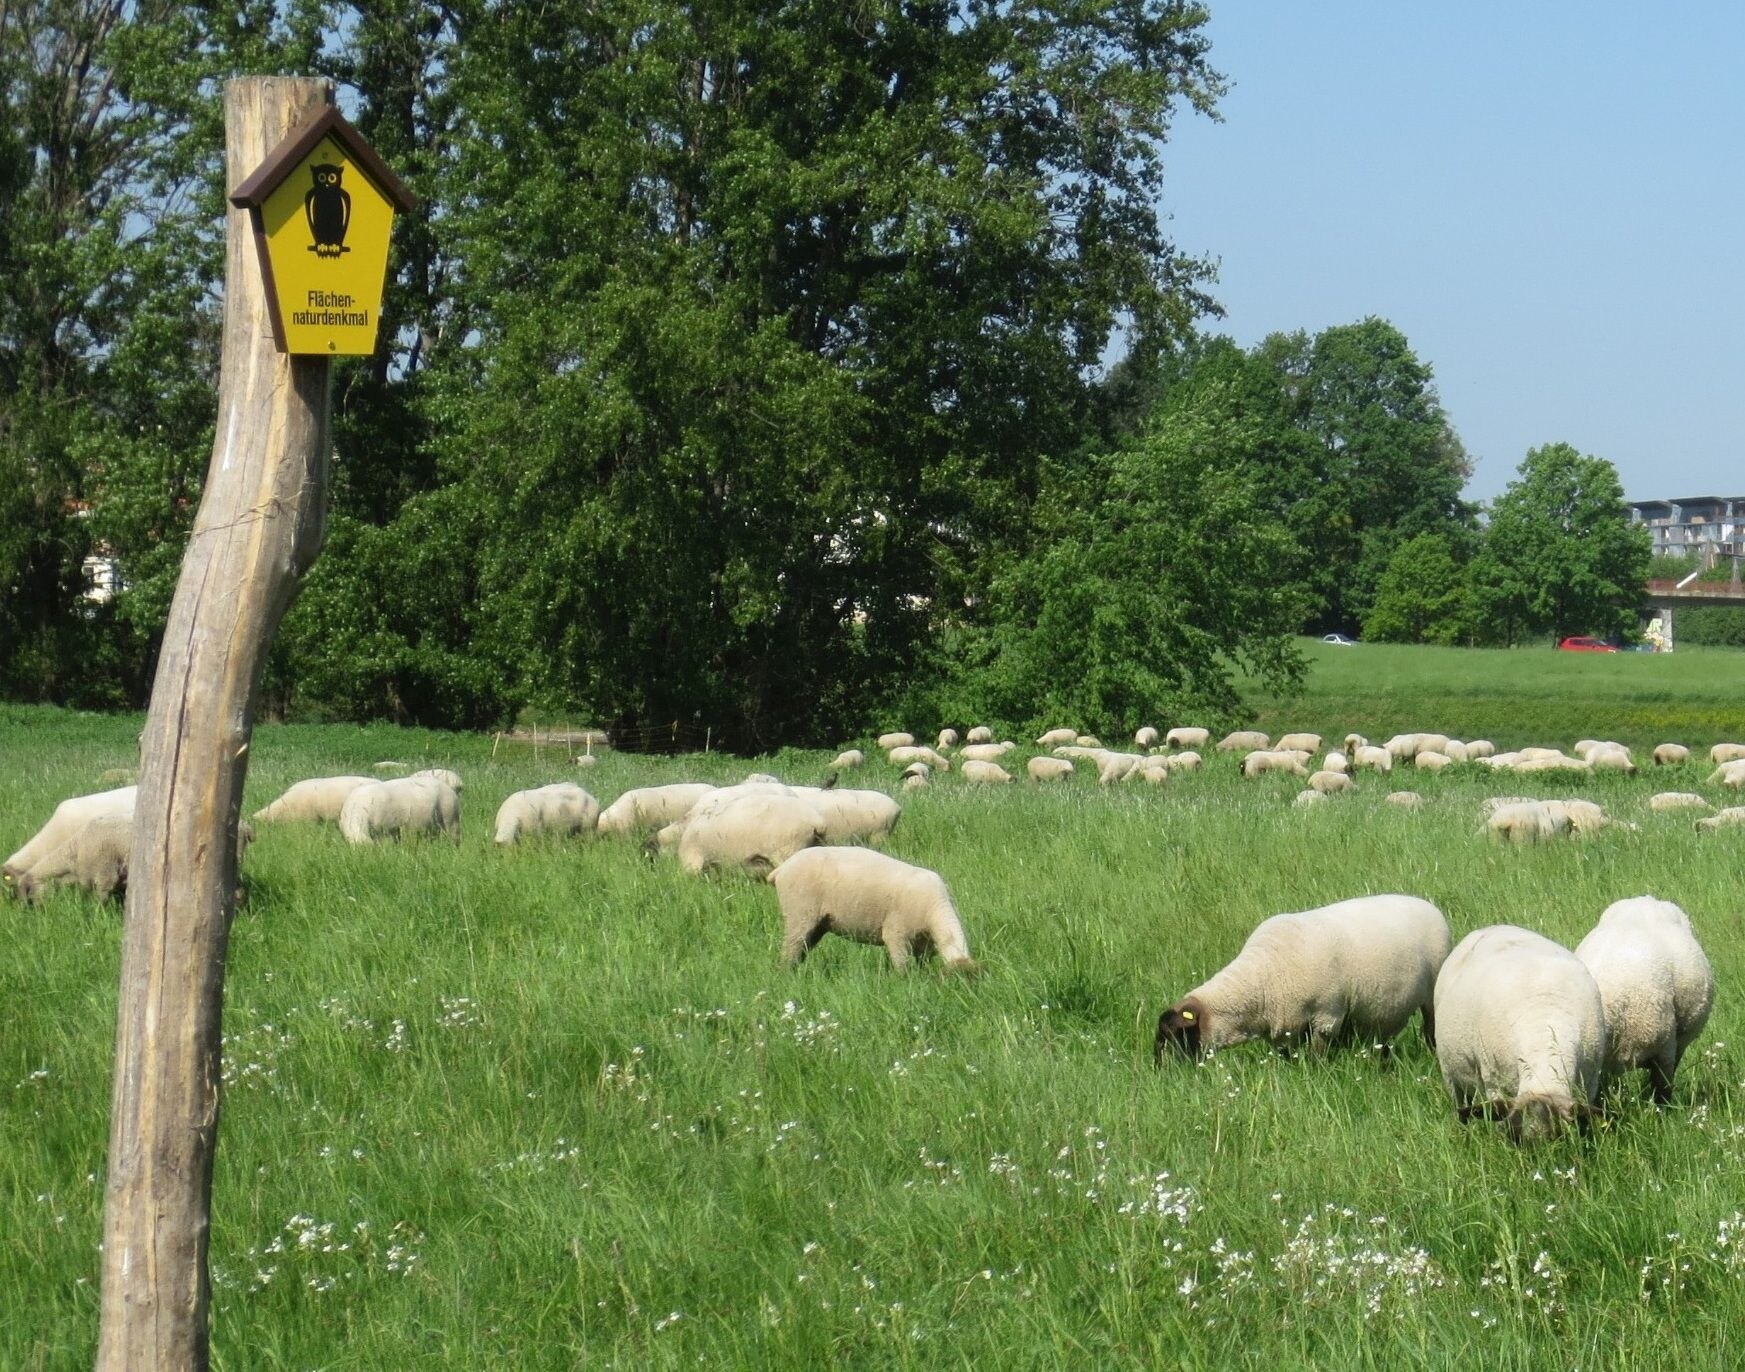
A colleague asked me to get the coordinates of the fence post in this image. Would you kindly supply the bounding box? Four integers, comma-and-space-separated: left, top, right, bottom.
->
96, 75, 334, 1371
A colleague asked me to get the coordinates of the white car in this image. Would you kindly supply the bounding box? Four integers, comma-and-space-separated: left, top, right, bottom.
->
1321, 633, 1358, 647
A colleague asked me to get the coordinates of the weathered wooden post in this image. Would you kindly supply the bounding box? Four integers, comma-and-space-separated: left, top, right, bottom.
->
97, 75, 412, 1369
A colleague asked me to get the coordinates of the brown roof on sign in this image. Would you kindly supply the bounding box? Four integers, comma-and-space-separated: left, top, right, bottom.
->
229, 106, 417, 212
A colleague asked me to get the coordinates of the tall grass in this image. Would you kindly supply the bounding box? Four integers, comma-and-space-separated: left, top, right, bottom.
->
5, 681, 1745, 1367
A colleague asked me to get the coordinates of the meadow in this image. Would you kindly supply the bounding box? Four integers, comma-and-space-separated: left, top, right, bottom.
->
6, 645, 1745, 1369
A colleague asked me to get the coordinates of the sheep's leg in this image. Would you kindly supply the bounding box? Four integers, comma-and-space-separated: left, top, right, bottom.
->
1648, 1053, 1678, 1107
1419, 1004, 1437, 1051
882, 929, 913, 972
782, 918, 828, 969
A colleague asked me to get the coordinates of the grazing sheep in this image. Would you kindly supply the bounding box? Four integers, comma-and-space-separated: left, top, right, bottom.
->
1486, 802, 1567, 844
901, 763, 931, 792
1133, 758, 1171, 786
1292, 789, 1328, 808
959, 742, 1015, 763
769, 847, 977, 973
1319, 751, 1351, 775
1442, 741, 1471, 763
574, 754, 599, 770
1135, 726, 1160, 749
887, 745, 951, 772
1434, 925, 1605, 1140
961, 759, 1014, 785
1479, 796, 1541, 818
966, 726, 993, 744
1711, 743, 1745, 766
5, 786, 137, 884
1383, 735, 1422, 761
876, 732, 915, 751
677, 791, 824, 876
10, 811, 134, 903
1386, 791, 1424, 810
1074, 734, 1102, 748
1572, 739, 1603, 760
1547, 799, 1618, 835
1465, 740, 1496, 759
1166, 727, 1210, 750
1708, 760, 1745, 788
1242, 750, 1310, 779
1036, 728, 1079, 748
742, 773, 784, 786
1028, 757, 1075, 782
1155, 894, 1451, 1060
936, 728, 959, 750
596, 783, 717, 837
1277, 732, 1322, 755
829, 749, 865, 770
1161, 751, 1203, 773
1348, 745, 1393, 775
1586, 745, 1636, 775
1217, 730, 1270, 754
1650, 792, 1710, 813
799, 788, 902, 844
493, 784, 600, 845
1574, 896, 1713, 1103
1308, 770, 1352, 794
411, 768, 463, 793
1414, 751, 1453, 773
1095, 751, 1145, 785
1512, 754, 1591, 776
1696, 807, 1745, 831
253, 776, 377, 824
1653, 743, 1690, 766
339, 777, 461, 845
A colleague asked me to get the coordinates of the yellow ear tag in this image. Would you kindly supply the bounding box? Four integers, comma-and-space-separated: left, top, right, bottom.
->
1180, 1010, 1195, 1023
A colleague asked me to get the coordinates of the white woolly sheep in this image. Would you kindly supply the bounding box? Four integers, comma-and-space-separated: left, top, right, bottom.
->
677, 791, 824, 876
1385, 791, 1424, 810
1036, 727, 1078, 747
1653, 743, 1690, 766
1485, 802, 1567, 844
1166, 726, 1210, 750
876, 732, 915, 750
1133, 758, 1171, 786
339, 777, 461, 845
1711, 743, 1745, 766
1095, 751, 1146, 785
252, 776, 377, 825
1383, 734, 1421, 760
411, 768, 463, 793
574, 754, 599, 770
493, 784, 600, 845
1308, 770, 1352, 794
1348, 745, 1393, 774
596, 783, 717, 837
1442, 741, 1471, 763
966, 726, 993, 744
797, 788, 901, 844
1512, 754, 1591, 776
959, 742, 1015, 763
1434, 925, 1605, 1141
961, 759, 1014, 785
1027, 757, 1075, 782
1697, 807, 1745, 832
1241, 750, 1310, 779
1465, 740, 1496, 759
1074, 734, 1102, 748
1650, 792, 1710, 813
1292, 789, 1327, 808
1574, 896, 1713, 1103
5, 785, 137, 885
1708, 759, 1745, 788
1414, 751, 1453, 773
1319, 751, 1350, 775
742, 773, 784, 785
1217, 730, 1270, 754
10, 812, 134, 903
901, 763, 931, 792
768, 847, 977, 973
887, 745, 951, 772
1277, 732, 1322, 755
1586, 745, 1636, 774
1155, 894, 1451, 1060
1161, 751, 1203, 773
936, 728, 959, 750
829, 749, 865, 770
1134, 726, 1160, 749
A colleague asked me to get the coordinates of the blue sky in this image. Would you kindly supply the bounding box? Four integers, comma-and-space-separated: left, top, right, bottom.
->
1159, 3, 1745, 502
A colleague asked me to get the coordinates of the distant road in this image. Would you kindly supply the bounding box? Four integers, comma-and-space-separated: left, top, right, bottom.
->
1646, 579, 1745, 609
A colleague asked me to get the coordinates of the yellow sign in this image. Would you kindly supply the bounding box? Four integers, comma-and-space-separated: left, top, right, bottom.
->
230, 109, 416, 356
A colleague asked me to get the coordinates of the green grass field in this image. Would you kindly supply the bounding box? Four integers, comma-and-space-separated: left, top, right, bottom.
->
6, 646, 1745, 1369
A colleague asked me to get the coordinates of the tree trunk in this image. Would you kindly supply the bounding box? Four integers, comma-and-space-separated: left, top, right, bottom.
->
96, 75, 333, 1371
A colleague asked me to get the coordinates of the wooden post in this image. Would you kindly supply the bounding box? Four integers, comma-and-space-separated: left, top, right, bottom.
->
97, 76, 334, 1371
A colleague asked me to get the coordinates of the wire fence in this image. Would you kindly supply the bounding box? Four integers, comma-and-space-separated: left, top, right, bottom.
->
490, 721, 719, 760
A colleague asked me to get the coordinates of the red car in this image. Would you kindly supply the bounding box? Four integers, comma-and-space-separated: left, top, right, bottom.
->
1557, 636, 1618, 653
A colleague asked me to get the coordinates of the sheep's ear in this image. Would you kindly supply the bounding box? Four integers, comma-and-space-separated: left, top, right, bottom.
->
1153, 1003, 1204, 1063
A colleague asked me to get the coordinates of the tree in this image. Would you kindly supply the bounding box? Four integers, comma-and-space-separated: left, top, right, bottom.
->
1361, 533, 1474, 645
1471, 443, 1651, 644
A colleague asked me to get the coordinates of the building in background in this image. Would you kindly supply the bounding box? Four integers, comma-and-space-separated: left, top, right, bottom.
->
1629, 496, 1745, 563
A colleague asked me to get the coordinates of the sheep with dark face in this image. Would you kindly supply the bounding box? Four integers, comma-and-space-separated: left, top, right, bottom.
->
1155, 895, 1450, 1062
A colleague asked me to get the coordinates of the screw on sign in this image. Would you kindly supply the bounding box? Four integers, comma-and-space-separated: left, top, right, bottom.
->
229, 107, 416, 354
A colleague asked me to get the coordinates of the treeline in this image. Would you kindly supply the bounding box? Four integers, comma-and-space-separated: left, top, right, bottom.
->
1, 3, 1650, 747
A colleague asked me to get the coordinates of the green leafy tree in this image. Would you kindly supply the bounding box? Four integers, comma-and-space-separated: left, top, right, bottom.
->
1361, 533, 1474, 645
1471, 443, 1651, 644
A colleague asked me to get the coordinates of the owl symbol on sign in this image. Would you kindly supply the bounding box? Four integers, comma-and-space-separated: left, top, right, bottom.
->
304, 164, 351, 258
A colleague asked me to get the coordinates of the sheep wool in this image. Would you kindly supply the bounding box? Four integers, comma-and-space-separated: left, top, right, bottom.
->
1241, 750, 1310, 779
1711, 743, 1745, 766
5, 785, 137, 884
1485, 801, 1568, 845
1349, 745, 1393, 774
678, 791, 824, 876
411, 768, 464, 793
961, 759, 1014, 785
1276, 732, 1322, 755
1707, 760, 1745, 788
596, 784, 718, 837
959, 742, 1015, 763
1319, 751, 1351, 775
1414, 751, 1453, 773
494, 784, 601, 845
339, 777, 461, 846
1434, 925, 1605, 1141
829, 749, 865, 770
1035, 728, 1079, 748
887, 745, 951, 772
876, 732, 915, 751
10, 811, 133, 904
1155, 894, 1451, 1060
768, 847, 977, 973
252, 776, 376, 824
1308, 770, 1352, 794
1650, 792, 1710, 813
1162, 751, 1203, 773
1464, 740, 1497, 759
1385, 791, 1424, 810
801, 789, 902, 843
1027, 757, 1075, 783
1653, 743, 1690, 766
936, 728, 959, 750
1134, 726, 1160, 749
1166, 726, 1210, 750
1216, 730, 1270, 754
1292, 790, 1327, 808
1697, 807, 1745, 831
1574, 896, 1714, 1102
966, 726, 994, 744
